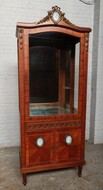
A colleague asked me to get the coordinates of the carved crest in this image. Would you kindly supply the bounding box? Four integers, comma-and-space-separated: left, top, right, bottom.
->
36, 6, 91, 33
37, 6, 73, 26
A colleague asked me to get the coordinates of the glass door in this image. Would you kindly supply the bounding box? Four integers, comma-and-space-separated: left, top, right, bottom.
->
29, 32, 80, 116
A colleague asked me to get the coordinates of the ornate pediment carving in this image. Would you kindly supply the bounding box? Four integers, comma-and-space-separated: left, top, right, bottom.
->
37, 6, 72, 25
16, 6, 91, 33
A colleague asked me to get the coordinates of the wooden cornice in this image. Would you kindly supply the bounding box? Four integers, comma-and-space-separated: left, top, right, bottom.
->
16, 6, 92, 33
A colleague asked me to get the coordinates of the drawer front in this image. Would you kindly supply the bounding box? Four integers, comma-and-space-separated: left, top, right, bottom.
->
55, 128, 81, 163
26, 120, 81, 132
26, 131, 54, 167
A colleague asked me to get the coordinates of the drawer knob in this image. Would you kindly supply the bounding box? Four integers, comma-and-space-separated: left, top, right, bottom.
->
36, 137, 44, 147
65, 135, 73, 145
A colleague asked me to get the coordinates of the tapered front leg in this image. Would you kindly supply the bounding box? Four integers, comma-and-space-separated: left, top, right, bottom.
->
22, 174, 27, 185
78, 165, 82, 177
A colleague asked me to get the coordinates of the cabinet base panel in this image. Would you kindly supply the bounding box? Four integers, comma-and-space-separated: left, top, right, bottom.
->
21, 161, 85, 185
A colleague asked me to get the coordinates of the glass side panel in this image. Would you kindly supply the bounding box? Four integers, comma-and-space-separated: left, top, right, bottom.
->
29, 32, 80, 116
74, 42, 80, 110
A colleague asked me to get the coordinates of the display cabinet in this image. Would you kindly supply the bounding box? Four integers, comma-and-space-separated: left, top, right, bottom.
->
16, 6, 91, 185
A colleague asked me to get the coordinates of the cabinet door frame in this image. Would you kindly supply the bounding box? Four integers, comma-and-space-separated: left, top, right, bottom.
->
55, 128, 81, 163
26, 130, 55, 167
23, 26, 84, 122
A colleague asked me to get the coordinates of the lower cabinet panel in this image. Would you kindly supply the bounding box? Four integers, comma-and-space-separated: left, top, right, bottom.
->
56, 145, 80, 163
55, 128, 81, 163
26, 127, 81, 167
26, 131, 54, 167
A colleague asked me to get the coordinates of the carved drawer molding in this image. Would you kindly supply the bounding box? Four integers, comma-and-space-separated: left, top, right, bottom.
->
26, 120, 81, 132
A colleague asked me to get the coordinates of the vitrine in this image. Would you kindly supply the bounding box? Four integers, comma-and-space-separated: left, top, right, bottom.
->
16, 6, 91, 185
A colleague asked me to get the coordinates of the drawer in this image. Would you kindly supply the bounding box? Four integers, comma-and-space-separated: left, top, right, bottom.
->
26, 120, 81, 132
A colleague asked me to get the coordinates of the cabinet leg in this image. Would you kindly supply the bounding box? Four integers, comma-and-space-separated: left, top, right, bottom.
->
22, 174, 27, 185
78, 165, 82, 177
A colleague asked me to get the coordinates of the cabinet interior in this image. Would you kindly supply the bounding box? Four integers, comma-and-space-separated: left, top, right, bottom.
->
29, 31, 80, 116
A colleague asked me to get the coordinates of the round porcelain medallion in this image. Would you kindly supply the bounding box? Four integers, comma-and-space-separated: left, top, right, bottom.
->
65, 135, 73, 145
52, 11, 60, 22
36, 137, 44, 147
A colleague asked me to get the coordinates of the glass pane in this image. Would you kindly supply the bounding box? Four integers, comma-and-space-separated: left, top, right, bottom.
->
74, 42, 80, 110
29, 46, 58, 103
29, 32, 80, 116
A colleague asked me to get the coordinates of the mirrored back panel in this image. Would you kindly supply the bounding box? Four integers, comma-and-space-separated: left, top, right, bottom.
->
29, 46, 58, 103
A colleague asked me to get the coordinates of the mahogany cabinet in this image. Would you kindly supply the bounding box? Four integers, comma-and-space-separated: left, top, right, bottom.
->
16, 6, 91, 185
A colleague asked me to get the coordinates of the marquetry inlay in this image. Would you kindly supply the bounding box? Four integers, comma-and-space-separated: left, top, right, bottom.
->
18, 28, 24, 49
26, 121, 81, 131
85, 33, 89, 52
